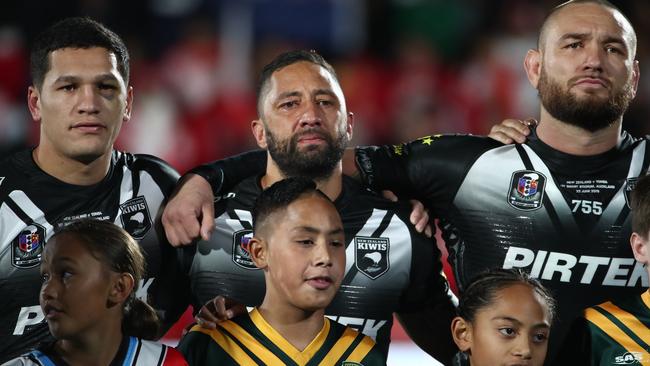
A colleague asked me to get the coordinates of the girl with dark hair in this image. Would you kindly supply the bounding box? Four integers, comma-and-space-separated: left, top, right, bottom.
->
3, 219, 187, 366
451, 268, 556, 366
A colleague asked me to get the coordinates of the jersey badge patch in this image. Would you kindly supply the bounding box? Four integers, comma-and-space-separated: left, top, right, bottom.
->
119, 196, 152, 240
12, 223, 46, 268
341, 362, 363, 366
508, 170, 546, 211
355, 236, 389, 280
624, 177, 639, 209
232, 229, 257, 270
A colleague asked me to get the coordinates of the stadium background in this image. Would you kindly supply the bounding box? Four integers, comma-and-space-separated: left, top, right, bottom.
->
1, 0, 648, 364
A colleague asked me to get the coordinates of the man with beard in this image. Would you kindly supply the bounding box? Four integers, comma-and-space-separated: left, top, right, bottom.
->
164, 1, 647, 362
173, 50, 457, 364
350, 0, 646, 361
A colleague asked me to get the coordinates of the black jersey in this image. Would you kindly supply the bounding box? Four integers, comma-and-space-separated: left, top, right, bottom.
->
354, 130, 650, 360
184, 174, 451, 358
0, 150, 190, 362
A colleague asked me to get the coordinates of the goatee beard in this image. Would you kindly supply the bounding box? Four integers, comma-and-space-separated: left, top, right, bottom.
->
538, 68, 634, 132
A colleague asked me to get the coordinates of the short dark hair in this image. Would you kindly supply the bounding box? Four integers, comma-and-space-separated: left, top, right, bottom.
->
30, 17, 130, 89
252, 177, 332, 235
458, 268, 557, 323
50, 219, 159, 339
538, 0, 635, 53
631, 175, 650, 238
256, 50, 338, 115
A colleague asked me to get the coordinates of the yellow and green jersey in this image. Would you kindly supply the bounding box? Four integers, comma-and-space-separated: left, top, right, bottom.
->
178, 308, 385, 366
555, 290, 650, 365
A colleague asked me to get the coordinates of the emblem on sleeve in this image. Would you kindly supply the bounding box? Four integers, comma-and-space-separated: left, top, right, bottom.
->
508, 170, 546, 211
12, 223, 46, 268
232, 229, 258, 270
119, 196, 152, 240
355, 237, 389, 280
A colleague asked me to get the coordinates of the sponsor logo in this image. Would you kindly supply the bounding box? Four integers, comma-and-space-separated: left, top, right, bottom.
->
13, 305, 45, 335
355, 237, 389, 280
119, 196, 152, 240
508, 170, 547, 210
624, 177, 639, 209
12, 223, 46, 268
232, 229, 257, 270
502, 246, 647, 287
613, 352, 643, 365
328, 315, 387, 340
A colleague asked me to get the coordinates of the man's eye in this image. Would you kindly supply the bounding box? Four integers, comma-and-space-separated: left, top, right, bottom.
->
280, 101, 298, 109
41, 273, 49, 283
59, 84, 76, 91
605, 46, 622, 54
98, 83, 117, 90
297, 239, 314, 245
566, 42, 582, 49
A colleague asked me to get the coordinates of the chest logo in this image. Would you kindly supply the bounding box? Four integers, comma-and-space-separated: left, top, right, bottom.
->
508, 170, 547, 211
355, 237, 389, 280
119, 196, 152, 240
232, 229, 258, 270
12, 223, 46, 268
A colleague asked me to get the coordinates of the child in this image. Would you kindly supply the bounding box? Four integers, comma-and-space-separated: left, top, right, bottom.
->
178, 177, 385, 365
556, 175, 650, 365
3, 219, 187, 366
451, 268, 556, 366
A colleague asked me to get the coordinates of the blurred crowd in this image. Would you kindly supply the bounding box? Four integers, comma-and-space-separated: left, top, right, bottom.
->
2, 0, 650, 173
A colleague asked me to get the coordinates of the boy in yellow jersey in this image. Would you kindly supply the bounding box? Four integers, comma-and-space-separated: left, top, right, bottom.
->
556, 173, 650, 365
177, 177, 384, 366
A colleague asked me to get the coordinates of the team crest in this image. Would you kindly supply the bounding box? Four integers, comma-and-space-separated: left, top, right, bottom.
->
232, 229, 257, 270
355, 237, 389, 280
341, 362, 363, 366
508, 170, 546, 211
119, 196, 152, 240
624, 177, 639, 209
12, 223, 46, 268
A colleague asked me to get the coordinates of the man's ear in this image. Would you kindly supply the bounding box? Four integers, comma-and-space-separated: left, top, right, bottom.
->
345, 112, 354, 141
630, 60, 640, 99
524, 49, 542, 89
249, 237, 268, 269
630, 232, 649, 264
108, 272, 135, 306
27, 86, 42, 122
451, 317, 473, 353
123, 86, 134, 122
251, 119, 267, 149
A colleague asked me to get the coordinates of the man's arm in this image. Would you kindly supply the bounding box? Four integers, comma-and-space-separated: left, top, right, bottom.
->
162, 150, 267, 246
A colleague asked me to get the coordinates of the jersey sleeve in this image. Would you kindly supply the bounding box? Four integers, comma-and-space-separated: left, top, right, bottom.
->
186, 150, 267, 196
355, 135, 501, 213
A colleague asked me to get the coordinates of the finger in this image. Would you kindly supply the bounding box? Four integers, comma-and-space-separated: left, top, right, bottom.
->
409, 200, 424, 226
200, 202, 215, 241
424, 224, 433, 238
493, 125, 526, 144
382, 190, 398, 202
488, 131, 514, 145
195, 314, 216, 329
503, 119, 531, 136
524, 118, 538, 127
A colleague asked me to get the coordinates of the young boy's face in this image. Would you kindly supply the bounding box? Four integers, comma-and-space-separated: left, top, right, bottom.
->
259, 194, 345, 311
